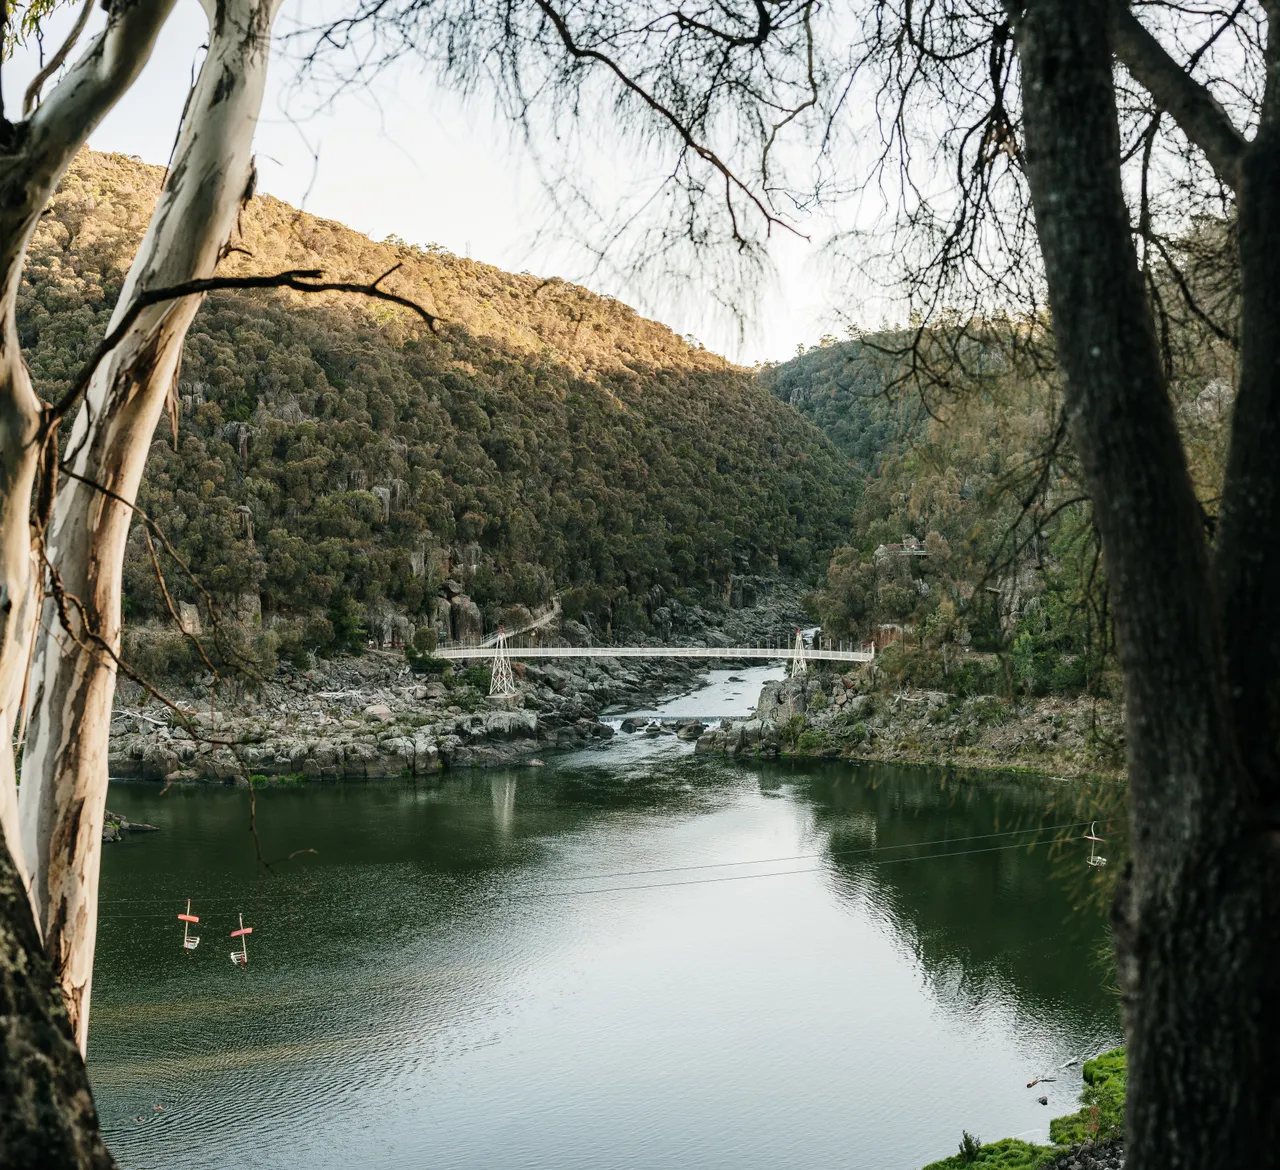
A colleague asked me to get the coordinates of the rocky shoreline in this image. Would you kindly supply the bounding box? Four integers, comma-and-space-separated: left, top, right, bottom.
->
694, 672, 1125, 780
109, 649, 713, 783
110, 654, 1126, 786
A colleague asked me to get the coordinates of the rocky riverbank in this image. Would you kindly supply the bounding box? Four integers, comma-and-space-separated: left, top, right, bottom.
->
109, 650, 710, 782
694, 672, 1125, 779
109, 586, 811, 784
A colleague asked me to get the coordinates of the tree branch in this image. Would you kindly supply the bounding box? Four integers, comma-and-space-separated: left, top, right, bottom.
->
1110, 3, 1247, 191
532, 0, 803, 241
45, 264, 437, 428
22, 0, 94, 116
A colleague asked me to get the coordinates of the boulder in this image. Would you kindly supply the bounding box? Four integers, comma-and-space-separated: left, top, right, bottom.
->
363, 703, 394, 723
757, 679, 807, 722
676, 720, 706, 741
561, 619, 593, 647
450, 594, 483, 642
479, 710, 539, 739
138, 742, 180, 780
694, 729, 726, 754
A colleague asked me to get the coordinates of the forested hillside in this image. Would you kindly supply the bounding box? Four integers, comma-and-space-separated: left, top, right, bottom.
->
762, 332, 1232, 697
21, 152, 855, 655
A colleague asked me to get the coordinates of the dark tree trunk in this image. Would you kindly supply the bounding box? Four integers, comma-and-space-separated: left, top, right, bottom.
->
0, 832, 113, 1168
1217, 94, 1280, 791
1014, 1, 1280, 1165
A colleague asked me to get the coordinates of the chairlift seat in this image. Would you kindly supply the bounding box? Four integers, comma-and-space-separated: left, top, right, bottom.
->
178, 903, 201, 952
1084, 822, 1106, 868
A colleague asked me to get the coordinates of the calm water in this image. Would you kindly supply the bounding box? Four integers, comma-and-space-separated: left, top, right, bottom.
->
91, 667, 1120, 1170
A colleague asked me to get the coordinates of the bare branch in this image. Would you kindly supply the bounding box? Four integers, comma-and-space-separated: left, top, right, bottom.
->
1111, 3, 1248, 190
531, 0, 803, 242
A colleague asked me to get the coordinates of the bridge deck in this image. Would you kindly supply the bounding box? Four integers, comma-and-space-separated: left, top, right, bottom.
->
435, 645, 874, 663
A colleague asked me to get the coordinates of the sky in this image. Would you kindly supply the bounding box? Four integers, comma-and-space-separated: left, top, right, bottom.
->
5, 1, 859, 365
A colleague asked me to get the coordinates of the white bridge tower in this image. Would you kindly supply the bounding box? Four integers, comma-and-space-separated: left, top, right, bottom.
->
790, 627, 808, 677
489, 627, 517, 698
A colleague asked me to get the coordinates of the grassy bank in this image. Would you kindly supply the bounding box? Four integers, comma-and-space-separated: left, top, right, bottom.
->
920, 1048, 1126, 1170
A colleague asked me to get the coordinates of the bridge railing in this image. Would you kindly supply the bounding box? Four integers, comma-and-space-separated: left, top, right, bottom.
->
432, 640, 874, 664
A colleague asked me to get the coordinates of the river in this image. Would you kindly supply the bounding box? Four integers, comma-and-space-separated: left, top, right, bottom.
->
90, 664, 1121, 1169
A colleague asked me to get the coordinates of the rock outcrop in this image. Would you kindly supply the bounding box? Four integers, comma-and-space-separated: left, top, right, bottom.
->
109, 647, 697, 784
696, 672, 1124, 778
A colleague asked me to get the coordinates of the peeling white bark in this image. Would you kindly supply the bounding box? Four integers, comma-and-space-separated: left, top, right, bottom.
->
20, 0, 284, 1054
0, 0, 177, 911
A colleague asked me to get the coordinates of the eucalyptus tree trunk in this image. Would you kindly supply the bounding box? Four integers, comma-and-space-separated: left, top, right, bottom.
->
0, 1, 177, 902
1014, 1, 1280, 1165
20, 0, 283, 1054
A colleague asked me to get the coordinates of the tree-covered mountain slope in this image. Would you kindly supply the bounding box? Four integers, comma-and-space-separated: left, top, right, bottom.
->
761, 337, 1101, 692
762, 331, 1230, 699
21, 151, 855, 652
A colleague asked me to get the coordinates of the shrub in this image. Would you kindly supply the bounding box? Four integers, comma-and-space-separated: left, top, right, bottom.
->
970, 696, 1011, 726
796, 728, 830, 752
778, 713, 807, 743
920, 1137, 1052, 1170
406, 627, 446, 671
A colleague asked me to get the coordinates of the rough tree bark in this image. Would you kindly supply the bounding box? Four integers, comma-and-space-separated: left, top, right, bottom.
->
1014, 1, 1280, 1165
0, 0, 176, 907
0, 830, 112, 1168
19, 0, 285, 1055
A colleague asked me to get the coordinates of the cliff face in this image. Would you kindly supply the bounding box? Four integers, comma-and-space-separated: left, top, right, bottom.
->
22, 151, 856, 660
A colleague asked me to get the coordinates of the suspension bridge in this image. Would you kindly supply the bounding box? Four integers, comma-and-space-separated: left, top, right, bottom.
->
436, 628, 875, 697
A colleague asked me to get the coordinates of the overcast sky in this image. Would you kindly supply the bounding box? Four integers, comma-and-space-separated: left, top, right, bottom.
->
6, 1, 860, 365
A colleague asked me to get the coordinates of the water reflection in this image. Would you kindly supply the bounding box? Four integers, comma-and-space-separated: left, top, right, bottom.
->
91, 750, 1120, 1170
491, 775, 517, 835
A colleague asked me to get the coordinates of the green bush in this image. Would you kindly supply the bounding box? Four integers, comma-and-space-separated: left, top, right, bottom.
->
796, 728, 830, 752
970, 696, 1011, 726
920, 1137, 1053, 1170
950, 658, 1005, 697
1048, 1079, 1125, 1145
778, 713, 807, 744
406, 627, 445, 671
328, 594, 367, 654
1082, 1047, 1127, 1088
122, 626, 280, 686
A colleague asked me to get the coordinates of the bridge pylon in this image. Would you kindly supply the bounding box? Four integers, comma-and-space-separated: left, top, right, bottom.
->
790, 628, 808, 677
489, 628, 517, 698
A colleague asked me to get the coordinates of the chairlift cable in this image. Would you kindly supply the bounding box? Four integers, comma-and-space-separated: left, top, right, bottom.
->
508, 834, 1107, 901
97, 817, 1116, 911
539, 818, 1115, 884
